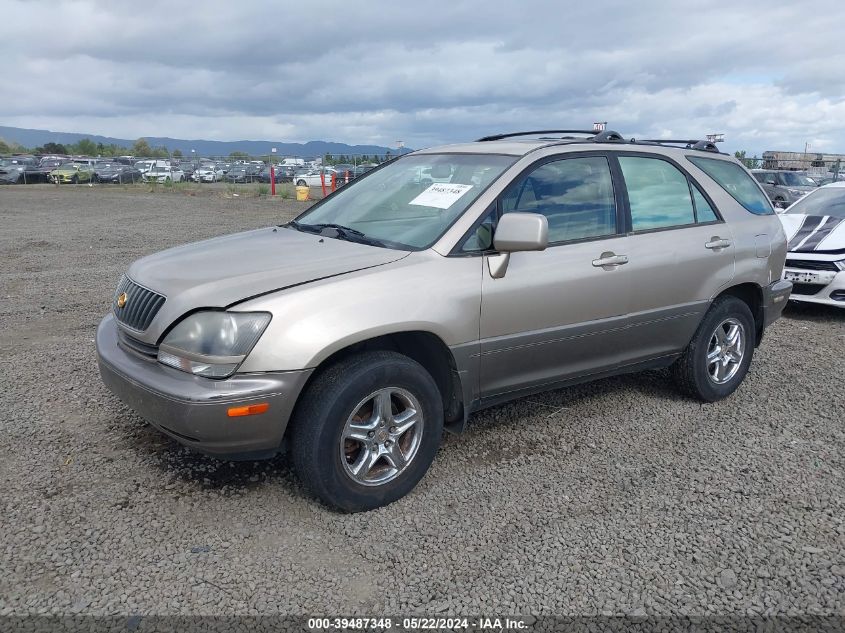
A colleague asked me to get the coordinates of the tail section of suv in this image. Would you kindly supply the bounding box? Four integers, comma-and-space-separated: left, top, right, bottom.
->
97, 129, 791, 511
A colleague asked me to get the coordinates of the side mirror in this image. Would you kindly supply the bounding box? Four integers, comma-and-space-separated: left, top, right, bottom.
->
493, 212, 549, 252
488, 213, 548, 279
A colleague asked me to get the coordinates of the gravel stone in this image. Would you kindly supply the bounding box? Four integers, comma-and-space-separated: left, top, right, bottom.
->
0, 184, 843, 617
718, 570, 737, 589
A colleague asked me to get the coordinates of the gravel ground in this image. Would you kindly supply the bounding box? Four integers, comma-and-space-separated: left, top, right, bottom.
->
1, 184, 844, 619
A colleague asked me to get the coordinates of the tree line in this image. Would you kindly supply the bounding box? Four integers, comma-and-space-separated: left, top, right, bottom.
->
1, 137, 393, 164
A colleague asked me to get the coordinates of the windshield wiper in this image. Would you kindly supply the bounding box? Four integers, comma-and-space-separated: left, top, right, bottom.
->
285, 221, 387, 247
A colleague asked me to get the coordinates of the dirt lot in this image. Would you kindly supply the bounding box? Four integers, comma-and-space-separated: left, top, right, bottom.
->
1, 184, 844, 619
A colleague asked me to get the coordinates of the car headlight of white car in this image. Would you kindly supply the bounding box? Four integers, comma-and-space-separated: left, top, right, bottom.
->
157, 311, 271, 378
835, 259, 845, 271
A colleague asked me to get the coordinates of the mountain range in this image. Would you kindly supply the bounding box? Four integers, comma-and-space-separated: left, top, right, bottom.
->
0, 125, 411, 158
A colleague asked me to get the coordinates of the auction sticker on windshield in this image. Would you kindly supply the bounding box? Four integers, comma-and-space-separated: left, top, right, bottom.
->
409, 183, 473, 209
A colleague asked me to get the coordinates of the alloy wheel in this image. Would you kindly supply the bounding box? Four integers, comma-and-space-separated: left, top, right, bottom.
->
706, 317, 745, 384
339, 387, 424, 486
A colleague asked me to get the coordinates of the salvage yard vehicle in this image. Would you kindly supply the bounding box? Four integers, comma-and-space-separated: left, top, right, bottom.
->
0, 158, 50, 184
143, 166, 185, 183
224, 163, 264, 183
752, 169, 817, 209
49, 162, 94, 184
94, 164, 143, 184
192, 165, 224, 182
97, 129, 792, 511
294, 167, 337, 187
779, 181, 845, 307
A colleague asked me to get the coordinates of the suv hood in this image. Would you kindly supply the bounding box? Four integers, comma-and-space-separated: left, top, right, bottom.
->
125, 226, 409, 342
780, 213, 845, 252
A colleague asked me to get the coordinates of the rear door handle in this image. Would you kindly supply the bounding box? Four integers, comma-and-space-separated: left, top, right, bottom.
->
705, 237, 731, 250
592, 252, 629, 268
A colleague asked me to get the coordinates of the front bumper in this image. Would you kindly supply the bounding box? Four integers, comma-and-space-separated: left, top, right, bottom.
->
784, 268, 845, 307
96, 314, 312, 459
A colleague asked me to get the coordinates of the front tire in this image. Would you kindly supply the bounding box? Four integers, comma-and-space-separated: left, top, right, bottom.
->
289, 351, 443, 512
671, 296, 755, 402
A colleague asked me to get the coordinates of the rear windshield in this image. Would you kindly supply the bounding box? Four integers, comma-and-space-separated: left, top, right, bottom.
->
688, 157, 773, 215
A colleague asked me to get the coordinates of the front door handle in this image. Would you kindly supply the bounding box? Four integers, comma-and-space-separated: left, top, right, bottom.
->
592, 252, 629, 269
705, 237, 731, 250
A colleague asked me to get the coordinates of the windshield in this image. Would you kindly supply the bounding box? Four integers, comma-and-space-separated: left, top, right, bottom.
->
292, 153, 516, 249
778, 172, 816, 187
787, 187, 845, 218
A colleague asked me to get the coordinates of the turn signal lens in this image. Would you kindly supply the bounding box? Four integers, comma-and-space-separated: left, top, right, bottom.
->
227, 403, 270, 417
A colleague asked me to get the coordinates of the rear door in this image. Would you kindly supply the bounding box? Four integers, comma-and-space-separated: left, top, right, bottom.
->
612, 153, 735, 364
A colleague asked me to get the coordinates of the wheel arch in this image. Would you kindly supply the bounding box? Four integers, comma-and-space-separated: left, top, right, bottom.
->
715, 282, 764, 346
288, 330, 466, 438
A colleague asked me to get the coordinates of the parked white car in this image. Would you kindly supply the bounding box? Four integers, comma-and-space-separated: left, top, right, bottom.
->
778, 181, 845, 307
144, 166, 185, 183
193, 166, 224, 183
134, 159, 170, 175
294, 168, 337, 187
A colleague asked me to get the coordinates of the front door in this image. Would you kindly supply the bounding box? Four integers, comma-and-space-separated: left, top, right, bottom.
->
478, 154, 631, 399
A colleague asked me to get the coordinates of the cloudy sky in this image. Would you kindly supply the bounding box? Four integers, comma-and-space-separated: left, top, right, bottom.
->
3, 0, 845, 155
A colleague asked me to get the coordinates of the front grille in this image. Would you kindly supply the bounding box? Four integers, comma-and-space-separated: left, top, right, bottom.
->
791, 283, 826, 296
785, 259, 839, 272
113, 275, 166, 331
117, 328, 159, 360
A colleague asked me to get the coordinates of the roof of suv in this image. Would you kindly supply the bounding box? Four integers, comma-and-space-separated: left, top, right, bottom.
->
415, 130, 727, 158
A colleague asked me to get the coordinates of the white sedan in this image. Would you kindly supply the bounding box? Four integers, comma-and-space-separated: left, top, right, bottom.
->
193, 166, 224, 182
293, 168, 337, 187
144, 167, 185, 183
778, 181, 845, 307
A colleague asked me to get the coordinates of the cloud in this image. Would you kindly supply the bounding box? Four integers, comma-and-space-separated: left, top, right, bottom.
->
2, 0, 845, 155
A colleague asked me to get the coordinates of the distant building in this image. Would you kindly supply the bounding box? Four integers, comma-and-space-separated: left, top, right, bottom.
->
762, 150, 845, 176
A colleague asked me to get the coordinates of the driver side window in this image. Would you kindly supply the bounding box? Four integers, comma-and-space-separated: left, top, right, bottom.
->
500, 156, 617, 243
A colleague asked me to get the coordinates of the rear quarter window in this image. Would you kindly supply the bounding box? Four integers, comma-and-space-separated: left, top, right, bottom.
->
688, 157, 774, 215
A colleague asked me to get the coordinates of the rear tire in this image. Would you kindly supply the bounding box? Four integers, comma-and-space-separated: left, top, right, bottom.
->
671, 296, 755, 402
289, 351, 443, 512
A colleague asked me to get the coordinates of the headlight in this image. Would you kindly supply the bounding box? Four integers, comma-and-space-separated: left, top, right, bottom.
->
835, 259, 845, 271
157, 311, 271, 378
787, 188, 802, 195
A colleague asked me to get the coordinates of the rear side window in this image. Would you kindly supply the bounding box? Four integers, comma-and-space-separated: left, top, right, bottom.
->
688, 157, 774, 215
691, 185, 719, 223
618, 156, 696, 230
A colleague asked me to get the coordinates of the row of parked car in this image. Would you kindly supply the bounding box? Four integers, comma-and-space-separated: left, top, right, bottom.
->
0, 154, 380, 186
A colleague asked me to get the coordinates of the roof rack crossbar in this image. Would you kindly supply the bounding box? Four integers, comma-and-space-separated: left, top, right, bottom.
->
640, 139, 721, 153
476, 130, 598, 142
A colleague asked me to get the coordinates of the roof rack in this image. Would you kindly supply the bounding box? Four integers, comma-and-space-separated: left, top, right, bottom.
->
474, 131, 724, 154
